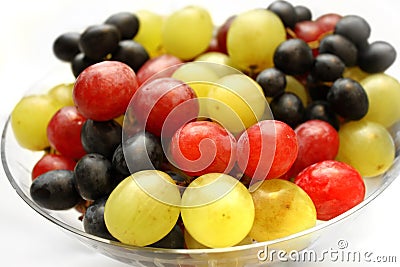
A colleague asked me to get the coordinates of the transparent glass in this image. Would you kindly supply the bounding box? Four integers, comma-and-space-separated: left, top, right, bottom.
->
1, 1, 400, 266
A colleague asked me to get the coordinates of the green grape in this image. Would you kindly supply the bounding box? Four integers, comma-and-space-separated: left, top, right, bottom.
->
104, 170, 181, 246
181, 173, 255, 248
249, 179, 316, 242
285, 76, 308, 106
195, 52, 241, 76
172, 62, 220, 117
162, 6, 213, 60
11, 94, 61, 151
343, 66, 369, 82
48, 82, 74, 107
134, 10, 165, 58
206, 74, 268, 134
360, 73, 400, 128
227, 8, 286, 74
172, 62, 220, 83
336, 120, 395, 177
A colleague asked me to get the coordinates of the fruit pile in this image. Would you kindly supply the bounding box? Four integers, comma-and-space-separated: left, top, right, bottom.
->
9, 0, 399, 250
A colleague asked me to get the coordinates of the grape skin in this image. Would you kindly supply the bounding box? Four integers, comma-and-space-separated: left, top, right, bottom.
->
336, 120, 395, 177
249, 179, 316, 241
206, 74, 267, 134
227, 9, 286, 74
162, 6, 214, 60
134, 10, 165, 58
11, 94, 61, 150
104, 170, 181, 246
181, 173, 255, 248
360, 73, 400, 128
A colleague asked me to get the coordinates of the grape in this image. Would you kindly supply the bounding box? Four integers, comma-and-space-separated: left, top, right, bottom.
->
295, 160, 365, 221
311, 53, 345, 82
133, 10, 164, 58
293, 20, 323, 43
70, 53, 99, 78
183, 229, 209, 249
53, 32, 81, 62
358, 41, 397, 73
128, 77, 198, 137
360, 73, 400, 127
194, 52, 240, 76
111, 40, 150, 72
162, 6, 213, 60
32, 153, 76, 180
149, 224, 184, 249
47, 106, 87, 160
74, 153, 115, 201
172, 61, 220, 83
11, 94, 61, 150
206, 74, 268, 134
172, 62, 220, 117
334, 15, 371, 48
83, 197, 116, 240
249, 179, 316, 241
273, 38, 314, 76
136, 54, 183, 85
343, 66, 369, 82
79, 24, 121, 60
270, 92, 305, 128
315, 13, 342, 33
286, 119, 339, 179
168, 121, 237, 177
327, 78, 369, 121
319, 34, 358, 67
256, 67, 287, 98
304, 101, 340, 130
294, 5, 312, 22
267, 0, 297, 29
104, 170, 181, 246
306, 76, 331, 101
119, 131, 164, 175
73, 61, 139, 121
236, 120, 298, 181
227, 8, 286, 74
104, 12, 140, 40
47, 83, 74, 107
284, 76, 308, 106
30, 170, 81, 210
216, 15, 236, 54
336, 120, 395, 177
81, 119, 122, 159
181, 173, 254, 248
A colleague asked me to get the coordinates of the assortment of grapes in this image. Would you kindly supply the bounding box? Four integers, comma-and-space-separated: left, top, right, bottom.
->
9, 0, 400, 251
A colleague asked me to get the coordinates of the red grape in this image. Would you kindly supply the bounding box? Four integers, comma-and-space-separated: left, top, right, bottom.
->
294, 160, 365, 221
32, 153, 76, 180
47, 106, 87, 160
73, 61, 139, 121
136, 54, 183, 85
236, 120, 298, 181
216, 15, 236, 54
294, 20, 323, 43
284, 119, 339, 179
169, 121, 236, 177
128, 77, 199, 137
316, 13, 342, 33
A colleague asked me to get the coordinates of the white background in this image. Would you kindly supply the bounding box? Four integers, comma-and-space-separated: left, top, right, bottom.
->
0, 0, 399, 266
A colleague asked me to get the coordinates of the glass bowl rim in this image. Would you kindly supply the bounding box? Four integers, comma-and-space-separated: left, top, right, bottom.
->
1, 115, 399, 255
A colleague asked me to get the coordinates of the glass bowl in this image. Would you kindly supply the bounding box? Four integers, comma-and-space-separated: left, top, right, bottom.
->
2, 0, 400, 266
